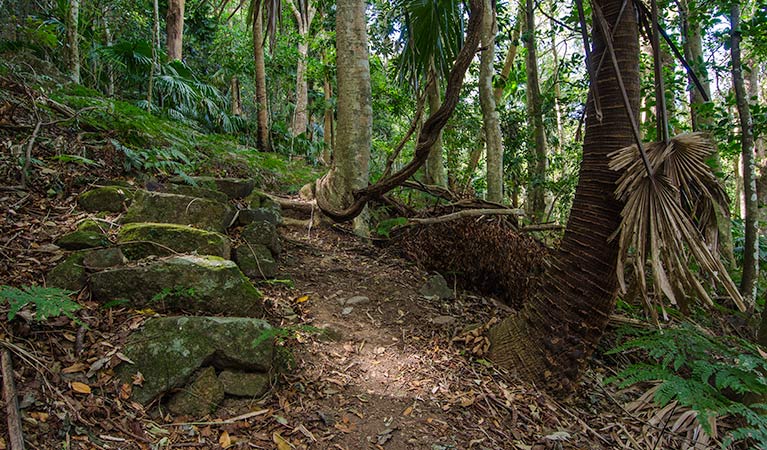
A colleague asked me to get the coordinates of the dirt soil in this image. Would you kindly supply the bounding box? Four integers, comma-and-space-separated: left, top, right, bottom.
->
0, 189, 719, 450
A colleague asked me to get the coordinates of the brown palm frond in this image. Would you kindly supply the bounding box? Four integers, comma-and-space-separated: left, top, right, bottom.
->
609, 133, 745, 321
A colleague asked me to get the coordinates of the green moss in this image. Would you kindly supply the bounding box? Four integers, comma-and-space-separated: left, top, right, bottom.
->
46, 252, 87, 291
78, 186, 134, 213
118, 223, 230, 260
55, 231, 110, 250
77, 219, 106, 234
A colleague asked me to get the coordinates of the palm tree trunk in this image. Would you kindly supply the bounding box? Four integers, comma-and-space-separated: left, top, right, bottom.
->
167, 0, 185, 61
489, 0, 639, 390
524, 0, 547, 222
480, 0, 504, 203
66, 0, 80, 83
424, 66, 448, 188
315, 0, 371, 236
731, 3, 759, 304
253, 6, 271, 151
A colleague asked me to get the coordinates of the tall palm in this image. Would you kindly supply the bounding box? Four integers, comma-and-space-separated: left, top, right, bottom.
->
489, 0, 641, 389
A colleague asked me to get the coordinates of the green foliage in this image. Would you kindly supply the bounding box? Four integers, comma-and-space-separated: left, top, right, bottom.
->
607, 324, 767, 447
0, 285, 80, 322
732, 218, 767, 266
376, 217, 408, 238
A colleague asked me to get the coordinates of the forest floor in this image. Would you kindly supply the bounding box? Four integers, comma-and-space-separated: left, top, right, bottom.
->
0, 183, 716, 449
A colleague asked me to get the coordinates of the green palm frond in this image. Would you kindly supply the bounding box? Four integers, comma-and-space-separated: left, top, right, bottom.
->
394, 0, 465, 90
609, 132, 745, 320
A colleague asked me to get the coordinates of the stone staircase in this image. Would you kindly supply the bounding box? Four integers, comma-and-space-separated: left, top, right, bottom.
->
46, 177, 283, 417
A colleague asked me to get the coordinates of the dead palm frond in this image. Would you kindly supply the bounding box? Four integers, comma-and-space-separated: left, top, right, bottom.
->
609, 132, 745, 322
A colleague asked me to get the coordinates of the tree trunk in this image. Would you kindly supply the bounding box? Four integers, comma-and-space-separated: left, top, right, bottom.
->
424, 66, 448, 187
322, 73, 334, 165
104, 13, 115, 97
287, 0, 316, 137
747, 62, 766, 232
731, 3, 758, 304
315, 0, 371, 236
493, 15, 522, 104
680, 0, 711, 130
253, 6, 271, 151
549, 2, 564, 152
231, 76, 243, 116
147, 0, 160, 111
524, 0, 547, 222
480, 0, 504, 203
66, 0, 80, 84
489, 0, 639, 390
166, 0, 185, 61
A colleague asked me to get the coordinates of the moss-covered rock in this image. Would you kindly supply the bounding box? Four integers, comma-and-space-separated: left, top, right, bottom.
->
117, 223, 231, 260
117, 316, 274, 405
122, 190, 234, 233
234, 244, 277, 279
55, 231, 110, 250
82, 248, 127, 271
76, 219, 107, 234
237, 208, 282, 227
171, 177, 255, 199
218, 371, 270, 398
167, 367, 224, 417
78, 186, 134, 213
89, 255, 263, 316
46, 252, 87, 291
164, 184, 229, 203
241, 221, 281, 255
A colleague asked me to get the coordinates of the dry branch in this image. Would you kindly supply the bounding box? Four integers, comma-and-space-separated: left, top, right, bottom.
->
407, 208, 523, 226
2, 348, 25, 450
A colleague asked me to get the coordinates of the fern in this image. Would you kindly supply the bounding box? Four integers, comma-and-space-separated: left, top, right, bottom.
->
607, 323, 767, 448
0, 285, 81, 322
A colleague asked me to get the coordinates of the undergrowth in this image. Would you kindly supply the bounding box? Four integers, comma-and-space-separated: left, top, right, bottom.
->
608, 323, 767, 448
0, 285, 81, 323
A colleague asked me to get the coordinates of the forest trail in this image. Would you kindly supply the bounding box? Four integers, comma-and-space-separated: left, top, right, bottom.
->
247, 222, 610, 449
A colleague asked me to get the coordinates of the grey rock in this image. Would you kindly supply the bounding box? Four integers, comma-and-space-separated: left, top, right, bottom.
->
163, 184, 229, 204
90, 255, 263, 316
117, 222, 231, 260
47, 252, 87, 291
78, 186, 134, 213
234, 244, 277, 279
241, 221, 281, 255
172, 177, 255, 199
343, 296, 370, 306
218, 371, 270, 397
167, 367, 224, 417
55, 231, 110, 250
431, 315, 456, 325
341, 307, 354, 316
419, 273, 454, 300
237, 208, 282, 226
122, 190, 234, 233
82, 248, 127, 271
117, 316, 274, 405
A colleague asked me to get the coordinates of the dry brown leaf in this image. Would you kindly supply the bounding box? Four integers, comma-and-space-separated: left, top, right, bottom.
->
402, 406, 413, 416
71, 381, 91, 394
295, 295, 310, 303
62, 362, 88, 374
219, 431, 232, 448
273, 432, 292, 450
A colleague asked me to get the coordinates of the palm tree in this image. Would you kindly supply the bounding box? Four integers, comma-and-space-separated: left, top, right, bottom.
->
488, 0, 641, 389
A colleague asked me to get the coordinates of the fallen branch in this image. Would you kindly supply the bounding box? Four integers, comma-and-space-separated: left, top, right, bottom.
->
2, 348, 26, 450
263, 194, 316, 214
407, 208, 524, 226
520, 223, 563, 232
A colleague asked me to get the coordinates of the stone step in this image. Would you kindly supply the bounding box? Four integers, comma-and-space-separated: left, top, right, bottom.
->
116, 316, 274, 405
89, 255, 263, 316
117, 222, 231, 260
170, 176, 255, 199
122, 190, 234, 233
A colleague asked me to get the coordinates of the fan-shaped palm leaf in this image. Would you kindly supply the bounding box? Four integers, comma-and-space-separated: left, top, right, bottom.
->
609, 132, 745, 321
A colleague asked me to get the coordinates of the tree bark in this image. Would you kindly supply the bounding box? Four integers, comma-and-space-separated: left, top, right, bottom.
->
424, 66, 448, 188
489, 0, 639, 390
231, 76, 243, 116
315, 0, 371, 236
104, 13, 115, 97
286, 0, 316, 136
322, 73, 334, 165
524, 0, 547, 222
680, 0, 711, 130
747, 62, 766, 232
253, 6, 271, 151
66, 0, 80, 84
166, 0, 185, 61
730, 2, 758, 304
480, 0, 504, 203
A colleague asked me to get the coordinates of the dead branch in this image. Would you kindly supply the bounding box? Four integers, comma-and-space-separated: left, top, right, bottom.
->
20, 119, 42, 189
520, 223, 564, 232
2, 348, 26, 450
407, 208, 524, 226
263, 194, 316, 214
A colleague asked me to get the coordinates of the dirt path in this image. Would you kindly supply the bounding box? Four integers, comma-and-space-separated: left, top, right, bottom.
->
245, 225, 607, 450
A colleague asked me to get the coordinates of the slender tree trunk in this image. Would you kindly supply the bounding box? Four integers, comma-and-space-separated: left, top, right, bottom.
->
549, 4, 564, 152
147, 0, 160, 111
322, 74, 334, 165
231, 76, 243, 116
731, 3, 758, 304
480, 0, 504, 203
253, 6, 271, 151
104, 14, 115, 97
524, 0, 547, 221
424, 66, 448, 187
166, 0, 185, 61
286, 0, 316, 136
489, 0, 639, 390
66, 0, 80, 84
315, 0, 371, 236
747, 62, 766, 232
